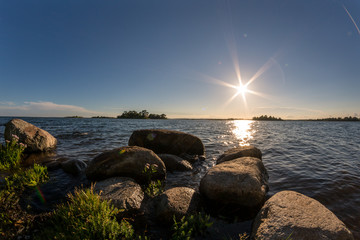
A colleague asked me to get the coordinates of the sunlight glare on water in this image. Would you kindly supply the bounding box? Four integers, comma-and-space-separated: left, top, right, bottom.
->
231, 120, 255, 146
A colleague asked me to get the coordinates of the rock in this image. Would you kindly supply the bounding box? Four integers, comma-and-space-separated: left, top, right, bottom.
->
85, 146, 166, 183
61, 159, 87, 175
4, 119, 57, 152
45, 161, 62, 171
155, 187, 200, 223
94, 177, 144, 212
216, 145, 262, 164
157, 154, 193, 172
128, 129, 205, 156
199, 157, 268, 218
252, 191, 354, 240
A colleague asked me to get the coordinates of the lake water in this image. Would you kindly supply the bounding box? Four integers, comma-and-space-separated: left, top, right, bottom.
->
1, 117, 359, 238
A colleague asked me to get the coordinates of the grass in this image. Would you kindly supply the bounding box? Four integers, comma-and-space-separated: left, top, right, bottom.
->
171, 212, 213, 240
5, 163, 48, 191
142, 163, 164, 197
0, 136, 49, 239
35, 185, 135, 240
0, 137, 26, 171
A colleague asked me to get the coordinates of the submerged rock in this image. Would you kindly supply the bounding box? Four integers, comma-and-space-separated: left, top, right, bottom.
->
128, 129, 205, 156
200, 157, 268, 219
216, 145, 262, 164
155, 187, 200, 223
61, 159, 87, 176
85, 146, 166, 183
252, 190, 354, 240
94, 177, 144, 212
4, 118, 57, 153
157, 154, 193, 172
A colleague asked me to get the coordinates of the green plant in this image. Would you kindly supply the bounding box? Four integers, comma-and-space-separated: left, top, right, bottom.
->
35, 185, 134, 240
142, 163, 164, 197
145, 179, 164, 197
171, 213, 213, 240
5, 164, 49, 191
0, 135, 26, 171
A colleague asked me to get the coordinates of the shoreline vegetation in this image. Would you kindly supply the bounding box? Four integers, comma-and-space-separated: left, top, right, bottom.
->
11, 114, 360, 122
117, 110, 167, 119
252, 115, 283, 121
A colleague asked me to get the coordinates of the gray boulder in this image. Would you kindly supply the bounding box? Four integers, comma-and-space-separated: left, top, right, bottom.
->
200, 157, 268, 217
94, 177, 144, 212
85, 146, 166, 183
157, 154, 193, 172
128, 129, 204, 156
61, 159, 87, 175
155, 187, 200, 223
252, 190, 354, 240
216, 145, 262, 164
4, 118, 57, 152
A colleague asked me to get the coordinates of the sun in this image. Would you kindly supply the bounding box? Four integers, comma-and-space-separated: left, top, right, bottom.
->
236, 83, 248, 96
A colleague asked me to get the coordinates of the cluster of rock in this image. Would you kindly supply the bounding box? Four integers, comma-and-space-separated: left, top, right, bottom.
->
3, 119, 354, 239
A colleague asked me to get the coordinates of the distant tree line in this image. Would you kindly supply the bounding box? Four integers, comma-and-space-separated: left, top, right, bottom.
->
315, 116, 359, 121
117, 110, 167, 119
252, 115, 283, 121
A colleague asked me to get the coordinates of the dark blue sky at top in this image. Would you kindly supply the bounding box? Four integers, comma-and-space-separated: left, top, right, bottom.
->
0, 0, 359, 118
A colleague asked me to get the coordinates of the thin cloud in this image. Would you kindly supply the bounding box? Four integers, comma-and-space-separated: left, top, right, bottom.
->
0, 101, 101, 117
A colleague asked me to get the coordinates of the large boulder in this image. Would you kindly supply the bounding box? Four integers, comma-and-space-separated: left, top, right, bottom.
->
216, 145, 262, 164
155, 187, 200, 223
4, 118, 57, 152
252, 191, 354, 240
94, 177, 144, 212
85, 146, 166, 183
157, 154, 193, 172
200, 157, 268, 218
128, 129, 205, 156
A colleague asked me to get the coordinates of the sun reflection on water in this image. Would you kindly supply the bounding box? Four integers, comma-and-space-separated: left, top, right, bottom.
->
231, 120, 255, 146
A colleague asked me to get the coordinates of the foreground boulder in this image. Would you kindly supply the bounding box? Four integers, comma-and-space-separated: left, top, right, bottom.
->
86, 146, 166, 183
252, 191, 354, 240
5, 118, 57, 152
94, 177, 144, 212
128, 129, 205, 156
157, 154, 193, 172
200, 157, 268, 218
216, 145, 262, 164
155, 187, 200, 223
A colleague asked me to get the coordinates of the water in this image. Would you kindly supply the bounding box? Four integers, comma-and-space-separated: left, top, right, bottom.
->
1, 117, 359, 238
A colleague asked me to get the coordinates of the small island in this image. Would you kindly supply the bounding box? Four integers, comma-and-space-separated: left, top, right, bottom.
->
252, 115, 283, 121
91, 116, 115, 119
314, 116, 359, 121
117, 110, 167, 119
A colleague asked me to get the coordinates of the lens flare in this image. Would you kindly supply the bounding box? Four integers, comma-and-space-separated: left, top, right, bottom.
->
36, 185, 46, 204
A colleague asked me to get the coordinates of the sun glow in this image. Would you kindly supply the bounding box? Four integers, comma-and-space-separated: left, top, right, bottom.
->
236, 83, 248, 96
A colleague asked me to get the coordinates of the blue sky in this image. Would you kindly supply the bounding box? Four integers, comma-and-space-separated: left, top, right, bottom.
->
0, 0, 359, 119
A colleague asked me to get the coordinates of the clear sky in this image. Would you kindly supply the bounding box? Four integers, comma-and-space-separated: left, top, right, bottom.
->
0, 0, 359, 119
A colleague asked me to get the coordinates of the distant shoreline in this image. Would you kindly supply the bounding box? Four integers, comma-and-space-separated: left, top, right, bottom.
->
0, 116, 359, 122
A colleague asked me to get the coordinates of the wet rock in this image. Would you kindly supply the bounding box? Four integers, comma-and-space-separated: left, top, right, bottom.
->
200, 157, 268, 219
216, 145, 262, 164
61, 159, 87, 175
4, 119, 57, 152
128, 129, 205, 156
155, 187, 200, 223
85, 146, 166, 183
94, 177, 144, 212
179, 153, 206, 164
252, 190, 354, 240
45, 161, 62, 171
157, 154, 193, 172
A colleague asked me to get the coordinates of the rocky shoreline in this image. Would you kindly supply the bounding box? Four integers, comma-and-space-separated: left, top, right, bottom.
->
2, 119, 355, 239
